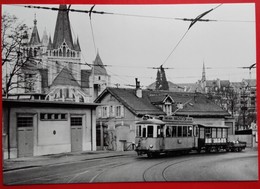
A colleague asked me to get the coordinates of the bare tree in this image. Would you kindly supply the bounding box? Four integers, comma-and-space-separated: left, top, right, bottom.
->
2, 12, 36, 96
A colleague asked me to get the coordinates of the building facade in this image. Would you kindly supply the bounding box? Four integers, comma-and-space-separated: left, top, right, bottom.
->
95, 81, 233, 151
2, 99, 98, 159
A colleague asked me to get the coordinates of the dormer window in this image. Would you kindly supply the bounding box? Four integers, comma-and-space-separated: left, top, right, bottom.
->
163, 103, 172, 116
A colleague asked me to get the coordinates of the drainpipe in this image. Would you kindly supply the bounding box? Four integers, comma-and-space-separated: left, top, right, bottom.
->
7, 106, 10, 159
91, 109, 93, 151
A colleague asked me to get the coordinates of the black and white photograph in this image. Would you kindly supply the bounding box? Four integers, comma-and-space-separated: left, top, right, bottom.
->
1, 3, 258, 185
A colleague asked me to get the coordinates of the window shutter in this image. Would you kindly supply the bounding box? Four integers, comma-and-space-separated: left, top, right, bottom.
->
106, 106, 109, 118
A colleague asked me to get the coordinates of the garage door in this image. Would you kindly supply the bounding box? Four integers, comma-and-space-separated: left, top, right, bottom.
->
71, 117, 83, 152
17, 116, 34, 157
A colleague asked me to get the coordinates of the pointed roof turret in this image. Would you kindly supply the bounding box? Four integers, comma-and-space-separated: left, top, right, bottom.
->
47, 35, 53, 50
29, 14, 41, 45
41, 28, 49, 46
74, 37, 81, 51
93, 51, 108, 75
53, 5, 74, 50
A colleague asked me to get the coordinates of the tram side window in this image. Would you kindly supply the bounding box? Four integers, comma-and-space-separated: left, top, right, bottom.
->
172, 126, 177, 137
142, 127, 146, 137
157, 126, 161, 137
183, 126, 188, 137
212, 128, 217, 138
188, 126, 192, 137
166, 126, 172, 137
205, 128, 211, 138
217, 128, 222, 138
223, 128, 228, 138
177, 126, 182, 137
147, 126, 153, 138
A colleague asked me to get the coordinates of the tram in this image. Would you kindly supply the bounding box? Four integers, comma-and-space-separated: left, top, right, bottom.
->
135, 115, 246, 158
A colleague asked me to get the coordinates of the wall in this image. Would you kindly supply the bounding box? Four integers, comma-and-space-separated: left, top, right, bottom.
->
3, 105, 96, 159
97, 93, 138, 151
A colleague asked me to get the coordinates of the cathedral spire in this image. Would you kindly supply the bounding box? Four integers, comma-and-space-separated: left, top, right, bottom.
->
202, 62, 206, 82
53, 4, 74, 50
29, 13, 41, 45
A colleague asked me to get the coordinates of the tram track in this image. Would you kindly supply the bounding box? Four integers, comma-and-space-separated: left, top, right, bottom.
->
142, 156, 196, 182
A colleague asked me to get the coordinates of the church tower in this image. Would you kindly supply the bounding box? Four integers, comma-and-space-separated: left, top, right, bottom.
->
44, 4, 91, 102
200, 62, 207, 92
92, 51, 111, 99
20, 4, 110, 102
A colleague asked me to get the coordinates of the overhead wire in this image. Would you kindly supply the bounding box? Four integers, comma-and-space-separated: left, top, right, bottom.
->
7, 4, 255, 87
161, 4, 223, 67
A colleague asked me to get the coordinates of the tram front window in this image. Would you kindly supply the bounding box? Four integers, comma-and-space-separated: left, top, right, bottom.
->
147, 126, 153, 137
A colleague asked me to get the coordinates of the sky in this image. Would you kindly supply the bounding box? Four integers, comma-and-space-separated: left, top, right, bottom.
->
2, 3, 256, 88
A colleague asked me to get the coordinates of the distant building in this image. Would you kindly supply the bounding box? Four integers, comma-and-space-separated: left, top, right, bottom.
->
94, 80, 233, 151
147, 81, 184, 92
12, 4, 110, 102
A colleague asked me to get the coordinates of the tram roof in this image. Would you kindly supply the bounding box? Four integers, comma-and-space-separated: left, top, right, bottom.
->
136, 119, 165, 125
197, 124, 230, 128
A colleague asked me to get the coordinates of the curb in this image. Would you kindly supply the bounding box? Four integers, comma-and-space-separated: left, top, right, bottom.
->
3, 152, 135, 173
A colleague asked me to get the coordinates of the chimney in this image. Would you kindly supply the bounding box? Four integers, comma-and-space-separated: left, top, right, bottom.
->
135, 78, 142, 98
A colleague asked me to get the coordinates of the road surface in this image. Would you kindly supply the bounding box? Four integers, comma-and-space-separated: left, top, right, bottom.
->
3, 149, 257, 185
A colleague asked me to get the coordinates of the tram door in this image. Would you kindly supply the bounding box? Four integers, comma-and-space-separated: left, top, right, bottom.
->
193, 125, 199, 148
158, 125, 165, 150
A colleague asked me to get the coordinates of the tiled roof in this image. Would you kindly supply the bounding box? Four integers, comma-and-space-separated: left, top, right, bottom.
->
176, 83, 203, 92
95, 87, 230, 117
148, 94, 174, 104
51, 67, 80, 87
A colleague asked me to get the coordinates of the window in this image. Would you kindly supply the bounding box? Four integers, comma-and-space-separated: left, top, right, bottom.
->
164, 104, 172, 115
71, 117, 82, 126
109, 106, 115, 117
142, 127, 146, 137
212, 128, 217, 138
188, 126, 192, 137
102, 106, 108, 118
116, 105, 124, 118
40, 113, 67, 121
136, 125, 142, 137
166, 126, 172, 137
157, 126, 162, 137
172, 126, 177, 137
183, 126, 188, 137
147, 126, 153, 138
177, 126, 182, 137
17, 117, 33, 127
205, 128, 211, 138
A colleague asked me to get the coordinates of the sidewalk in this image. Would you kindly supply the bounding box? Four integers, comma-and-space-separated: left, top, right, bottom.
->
3, 150, 136, 172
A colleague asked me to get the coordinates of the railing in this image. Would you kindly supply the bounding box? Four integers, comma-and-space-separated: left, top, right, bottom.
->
124, 142, 135, 151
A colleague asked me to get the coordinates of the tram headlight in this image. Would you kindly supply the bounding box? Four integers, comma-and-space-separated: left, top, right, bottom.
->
149, 144, 153, 149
